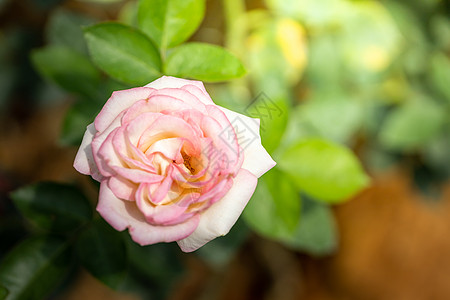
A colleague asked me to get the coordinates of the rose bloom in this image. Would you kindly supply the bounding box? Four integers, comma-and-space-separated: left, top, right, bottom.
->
74, 76, 275, 252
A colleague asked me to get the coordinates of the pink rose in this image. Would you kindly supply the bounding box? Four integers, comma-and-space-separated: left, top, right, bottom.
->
73, 76, 275, 252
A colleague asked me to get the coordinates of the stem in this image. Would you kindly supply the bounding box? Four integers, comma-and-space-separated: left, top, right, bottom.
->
223, 0, 246, 55
223, 0, 251, 105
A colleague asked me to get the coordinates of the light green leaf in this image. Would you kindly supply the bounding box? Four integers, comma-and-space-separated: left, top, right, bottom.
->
246, 18, 307, 89
284, 197, 337, 256
138, 0, 205, 49
265, 0, 347, 27
31, 46, 100, 97
298, 92, 363, 143
305, 35, 343, 88
429, 52, 450, 103
84, 22, 161, 85
379, 97, 446, 151
10, 182, 92, 234
246, 95, 289, 153
76, 219, 127, 289
244, 168, 301, 240
165, 43, 246, 82
279, 138, 370, 202
0, 236, 72, 300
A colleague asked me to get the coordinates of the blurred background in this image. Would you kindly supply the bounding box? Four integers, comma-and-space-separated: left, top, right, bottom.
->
0, 0, 449, 299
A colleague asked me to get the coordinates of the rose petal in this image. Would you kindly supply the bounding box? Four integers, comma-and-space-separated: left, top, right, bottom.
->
91, 111, 126, 177
219, 107, 276, 178
177, 168, 257, 252
73, 123, 103, 181
124, 112, 164, 146
200, 116, 241, 174
151, 88, 207, 112
145, 76, 213, 105
108, 176, 138, 201
112, 126, 156, 173
181, 84, 214, 105
136, 182, 200, 226
138, 115, 201, 155
97, 181, 200, 245
95, 87, 155, 132
146, 137, 184, 162
122, 97, 191, 125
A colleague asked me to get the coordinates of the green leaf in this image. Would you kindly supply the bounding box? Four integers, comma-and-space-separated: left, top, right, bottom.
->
246, 95, 289, 153
84, 22, 161, 85
429, 52, 450, 103
196, 218, 249, 268
31, 46, 101, 97
60, 79, 132, 146
298, 92, 363, 143
46, 8, 95, 54
0, 285, 8, 299
60, 97, 102, 146
244, 168, 301, 240
76, 218, 127, 289
379, 98, 446, 151
0, 236, 72, 300
246, 18, 307, 89
165, 43, 246, 82
10, 182, 92, 234
138, 0, 205, 49
278, 138, 370, 202
125, 237, 183, 295
284, 197, 337, 256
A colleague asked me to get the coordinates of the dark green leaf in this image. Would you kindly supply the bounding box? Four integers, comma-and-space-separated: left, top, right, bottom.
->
284, 196, 337, 256
60, 97, 102, 146
31, 46, 101, 97
279, 138, 370, 202
138, 0, 205, 49
84, 22, 161, 85
165, 43, 246, 82
76, 218, 127, 289
244, 168, 301, 240
10, 182, 92, 234
60, 78, 132, 146
196, 218, 249, 268
0, 236, 72, 300
0, 285, 8, 299
46, 8, 95, 54
125, 237, 183, 289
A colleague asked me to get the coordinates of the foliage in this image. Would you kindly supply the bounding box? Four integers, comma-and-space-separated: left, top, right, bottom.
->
1, 0, 448, 298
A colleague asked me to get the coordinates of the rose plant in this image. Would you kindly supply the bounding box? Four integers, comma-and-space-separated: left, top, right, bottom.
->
74, 76, 276, 252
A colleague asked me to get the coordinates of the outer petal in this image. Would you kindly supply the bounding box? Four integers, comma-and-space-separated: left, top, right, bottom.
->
108, 176, 137, 201
91, 111, 126, 177
177, 168, 258, 252
97, 181, 200, 245
181, 84, 214, 105
145, 76, 213, 105
95, 87, 155, 132
73, 123, 102, 181
219, 107, 276, 178
150, 88, 207, 112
